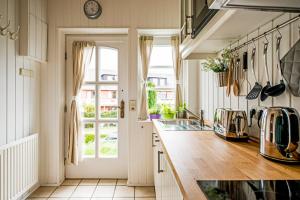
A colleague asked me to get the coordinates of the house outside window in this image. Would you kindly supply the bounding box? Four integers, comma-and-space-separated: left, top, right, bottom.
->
147, 43, 176, 110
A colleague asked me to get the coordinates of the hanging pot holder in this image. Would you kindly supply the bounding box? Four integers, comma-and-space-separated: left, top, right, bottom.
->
280, 38, 300, 97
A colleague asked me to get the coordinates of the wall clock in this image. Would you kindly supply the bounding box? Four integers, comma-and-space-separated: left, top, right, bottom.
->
84, 0, 102, 19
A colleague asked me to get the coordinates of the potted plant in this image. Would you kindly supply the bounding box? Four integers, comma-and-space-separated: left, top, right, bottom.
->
176, 103, 187, 119
147, 82, 157, 109
161, 104, 176, 120
202, 49, 231, 87
149, 106, 161, 120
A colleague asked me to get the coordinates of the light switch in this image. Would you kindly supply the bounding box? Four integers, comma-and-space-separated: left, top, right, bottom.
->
129, 100, 136, 111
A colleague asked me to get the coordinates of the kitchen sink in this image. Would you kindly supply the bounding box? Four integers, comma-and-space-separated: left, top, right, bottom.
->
158, 119, 212, 131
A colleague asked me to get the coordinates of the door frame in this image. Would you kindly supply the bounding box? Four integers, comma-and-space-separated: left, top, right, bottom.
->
63, 32, 129, 179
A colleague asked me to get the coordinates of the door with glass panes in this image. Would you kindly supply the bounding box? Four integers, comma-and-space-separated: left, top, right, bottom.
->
65, 36, 128, 178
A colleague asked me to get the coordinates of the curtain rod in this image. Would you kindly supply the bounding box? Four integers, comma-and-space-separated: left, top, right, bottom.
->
229, 14, 300, 53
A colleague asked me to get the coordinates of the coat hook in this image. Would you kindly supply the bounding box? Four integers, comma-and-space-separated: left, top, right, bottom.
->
8, 25, 20, 40
0, 20, 11, 36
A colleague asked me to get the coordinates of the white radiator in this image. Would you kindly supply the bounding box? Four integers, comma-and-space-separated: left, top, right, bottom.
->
0, 134, 39, 200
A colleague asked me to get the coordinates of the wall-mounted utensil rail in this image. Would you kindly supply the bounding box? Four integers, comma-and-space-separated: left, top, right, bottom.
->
229, 14, 300, 53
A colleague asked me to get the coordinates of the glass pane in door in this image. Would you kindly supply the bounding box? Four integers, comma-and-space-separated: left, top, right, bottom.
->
98, 47, 118, 81
84, 48, 96, 82
82, 122, 96, 158
99, 122, 118, 158
98, 85, 118, 120
79, 85, 96, 120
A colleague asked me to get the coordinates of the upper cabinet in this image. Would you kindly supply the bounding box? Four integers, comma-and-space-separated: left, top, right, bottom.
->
180, 0, 192, 43
20, 0, 48, 63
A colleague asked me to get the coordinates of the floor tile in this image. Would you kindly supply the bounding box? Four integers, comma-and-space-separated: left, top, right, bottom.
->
26, 198, 48, 200
69, 198, 91, 200
80, 179, 100, 185
61, 179, 81, 186
135, 198, 156, 200
93, 186, 115, 198
135, 186, 155, 197
29, 186, 57, 198
98, 179, 117, 186
113, 198, 134, 200
50, 186, 76, 198
116, 179, 127, 186
91, 198, 113, 200
113, 186, 134, 198
72, 185, 96, 197
48, 198, 68, 200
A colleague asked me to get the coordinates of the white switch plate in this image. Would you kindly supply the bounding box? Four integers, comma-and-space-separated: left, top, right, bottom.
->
129, 100, 136, 111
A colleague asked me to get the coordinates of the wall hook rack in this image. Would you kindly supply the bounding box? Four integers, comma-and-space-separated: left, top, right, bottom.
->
8, 25, 20, 40
0, 15, 10, 36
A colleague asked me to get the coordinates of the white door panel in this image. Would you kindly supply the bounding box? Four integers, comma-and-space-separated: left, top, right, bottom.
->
65, 35, 128, 178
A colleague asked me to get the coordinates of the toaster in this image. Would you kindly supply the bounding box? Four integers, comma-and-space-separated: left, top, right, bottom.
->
214, 108, 249, 141
260, 107, 300, 163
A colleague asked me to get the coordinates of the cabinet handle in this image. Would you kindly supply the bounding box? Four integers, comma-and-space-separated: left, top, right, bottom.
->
158, 151, 164, 173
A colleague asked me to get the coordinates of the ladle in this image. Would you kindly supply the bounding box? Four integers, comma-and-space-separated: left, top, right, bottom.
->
260, 41, 271, 101
265, 35, 286, 96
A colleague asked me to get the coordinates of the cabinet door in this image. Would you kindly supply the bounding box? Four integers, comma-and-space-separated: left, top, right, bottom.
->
161, 153, 183, 200
29, 14, 36, 58
154, 142, 163, 200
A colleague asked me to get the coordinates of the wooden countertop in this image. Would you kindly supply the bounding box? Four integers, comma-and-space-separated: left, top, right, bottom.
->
153, 120, 300, 200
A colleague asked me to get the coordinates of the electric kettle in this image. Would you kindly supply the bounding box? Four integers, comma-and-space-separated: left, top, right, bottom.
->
260, 107, 300, 163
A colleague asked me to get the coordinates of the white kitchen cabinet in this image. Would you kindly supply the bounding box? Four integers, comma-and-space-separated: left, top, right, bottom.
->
153, 128, 183, 200
20, 0, 48, 62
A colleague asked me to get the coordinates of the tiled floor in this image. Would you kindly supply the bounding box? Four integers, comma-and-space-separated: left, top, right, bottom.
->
27, 179, 156, 200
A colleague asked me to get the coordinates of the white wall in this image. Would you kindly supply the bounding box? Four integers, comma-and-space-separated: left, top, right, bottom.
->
196, 13, 300, 138
41, 0, 180, 185
0, 0, 41, 145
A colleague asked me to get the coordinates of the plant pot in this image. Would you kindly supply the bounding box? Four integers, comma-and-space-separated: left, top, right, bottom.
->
176, 111, 187, 119
149, 114, 161, 120
162, 113, 176, 120
215, 71, 228, 87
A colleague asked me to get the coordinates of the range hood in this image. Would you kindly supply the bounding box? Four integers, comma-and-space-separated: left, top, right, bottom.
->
208, 0, 300, 12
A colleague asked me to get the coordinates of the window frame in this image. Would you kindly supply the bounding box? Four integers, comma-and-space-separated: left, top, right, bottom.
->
147, 39, 176, 108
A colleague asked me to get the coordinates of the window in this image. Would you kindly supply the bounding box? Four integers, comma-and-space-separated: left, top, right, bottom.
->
147, 45, 176, 109
78, 46, 119, 158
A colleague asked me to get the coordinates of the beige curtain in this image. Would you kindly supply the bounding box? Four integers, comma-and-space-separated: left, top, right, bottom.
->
138, 36, 154, 120
67, 41, 95, 165
171, 36, 183, 108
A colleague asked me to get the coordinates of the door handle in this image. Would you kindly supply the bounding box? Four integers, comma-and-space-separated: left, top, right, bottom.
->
158, 151, 164, 173
119, 99, 125, 118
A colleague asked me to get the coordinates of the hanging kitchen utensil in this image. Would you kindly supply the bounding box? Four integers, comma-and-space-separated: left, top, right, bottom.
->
265, 35, 286, 96
233, 57, 240, 96
226, 57, 234, 96
280, 37, 300, 97
246, 46, 262, 100
239, 51, 250, 96
260, 41, 272, 101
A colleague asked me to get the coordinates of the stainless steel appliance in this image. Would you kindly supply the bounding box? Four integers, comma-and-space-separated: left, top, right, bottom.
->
197, 180, 300, 200
260, 107, 300, 163
191, 0, 218, 38
207, 0, 300, 12
213, 108, 248, 141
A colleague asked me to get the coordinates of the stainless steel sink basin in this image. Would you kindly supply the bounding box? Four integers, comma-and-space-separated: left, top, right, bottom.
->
158, 119, 212, 131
